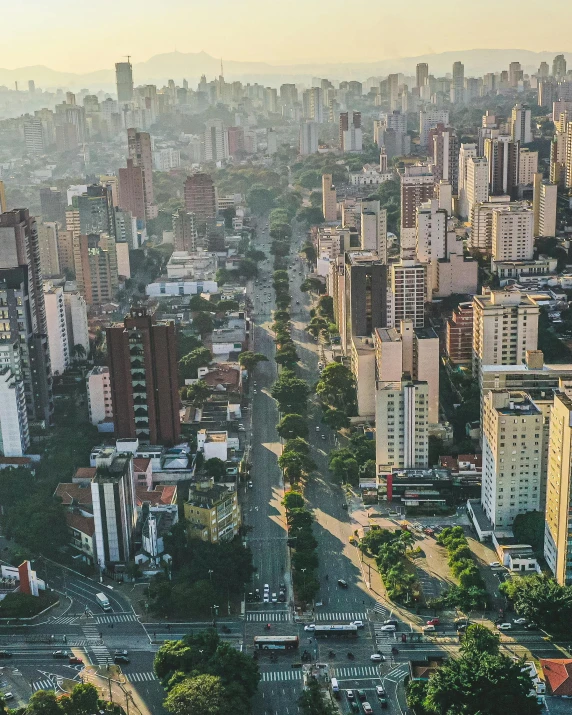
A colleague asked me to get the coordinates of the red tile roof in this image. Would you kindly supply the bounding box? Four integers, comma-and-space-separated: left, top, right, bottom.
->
133, 458, 151, 473
65, 511, 95, 537
74, 467, 96, 480
540, 659, 572, 696
0, 457, 32, 465
54, 483, 93, 507
202, 365, 240, 389
136, 484, 177, 507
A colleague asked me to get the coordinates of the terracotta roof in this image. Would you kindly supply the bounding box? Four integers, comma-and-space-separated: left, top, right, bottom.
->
202, 364, 240, 389
458, 454, 482, 468
65, 511, 95, 537
133, 458, 151, 473
0, 457, 32, 465
136, 484, 177, 507
54, 483, 93, 507
438, 456, 457, 471
74, 467, 96, 480
540, 659, 572, 696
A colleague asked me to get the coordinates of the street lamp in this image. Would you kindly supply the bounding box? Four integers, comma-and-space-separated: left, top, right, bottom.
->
211, 604, 219, 628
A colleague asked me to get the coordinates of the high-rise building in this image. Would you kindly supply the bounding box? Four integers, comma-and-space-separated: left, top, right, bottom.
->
73, 233, 119, 306
518, 148, 539, 185
91, 450, 137, 568
127, 129, 157, 219
399, 165, 435, 252
446, 302, 474, 365
457, 143, 478, 219
472, 289, 539, 376
339, 112, 362, 152
86, 366, 113, 427
451, 61, 465, 104
491, 205, 534, 262
467, 157, 491, 225
184, 173, 217, 223
0, 182, 6, 214
106, 307, 180, 445
302, 87, 324, 123
509, 61, 523, 87
538, 61, 550, 78
40, 187, 66, 224
553, 54, 567, 80
37, 222, 61, 278
204, 119, 229, 163
75, 185, 117, 238
416, 63, 429, 88
484, 137, 520, 197
0, 368, 30, 457
118, 160, 146, 222
227, 126, 245, 157
299, 120, 318, 155
43, 283, 69, 376
63, 290, 89, 354
23, 118, 45, 155
419, 109, 449, 146
511, 104, 532, 145
57, 229, 75, 276
416, 199, 447, 290
115, 61, 134, 105
172, 209, 197, 253
280, 84, 298, 108
532, 174, 558, 238
544, 385, 572, 585
322, 174, 337, 222
360, 199, 387, 263
388, 259, 427, 329
376, 377, 429, 471
470, 197, 515, 252
429, 125, 459, 192
387, 74, 400, 112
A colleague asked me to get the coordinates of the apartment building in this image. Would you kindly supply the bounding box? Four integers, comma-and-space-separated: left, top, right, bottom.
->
86, 366, 113, 427
184, 480, 240, 543
388, 260, 428, 329
491, 205, 534, 263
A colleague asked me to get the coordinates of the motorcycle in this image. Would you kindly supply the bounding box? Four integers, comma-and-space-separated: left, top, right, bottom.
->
266, 623, 271, 630
347, 652, 354, 660
391, 646, 399, 655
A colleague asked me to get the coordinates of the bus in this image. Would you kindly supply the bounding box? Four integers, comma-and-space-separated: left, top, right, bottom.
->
254, 636, 299, 650
313, 625, 358, 638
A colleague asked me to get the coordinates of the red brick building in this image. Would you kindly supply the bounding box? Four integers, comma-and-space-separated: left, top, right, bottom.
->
446, 301, 474, 365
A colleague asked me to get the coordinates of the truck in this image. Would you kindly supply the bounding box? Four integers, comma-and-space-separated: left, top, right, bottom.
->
95, 592, 111, 612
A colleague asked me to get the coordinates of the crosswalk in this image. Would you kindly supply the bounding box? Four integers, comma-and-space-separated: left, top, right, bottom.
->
51, 616, 80, 625
315, 612, 366, 622
82, 624, 112, 665
374, 602, 389, 617
96, 613, 138, 624
32, 679, 56, 692
261, 670, 303, 682
333, 666, 381, 679
125, 672, 158, 683
246, 611, 291, 622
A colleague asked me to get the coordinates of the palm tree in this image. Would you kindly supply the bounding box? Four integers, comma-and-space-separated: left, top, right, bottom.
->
71, 343, 87, 363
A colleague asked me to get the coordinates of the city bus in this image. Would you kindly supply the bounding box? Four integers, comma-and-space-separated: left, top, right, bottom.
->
253, 635, 299, 650
313, 625, 358, 638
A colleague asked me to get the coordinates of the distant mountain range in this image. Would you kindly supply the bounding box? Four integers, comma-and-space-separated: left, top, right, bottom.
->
1, 49, 571, 91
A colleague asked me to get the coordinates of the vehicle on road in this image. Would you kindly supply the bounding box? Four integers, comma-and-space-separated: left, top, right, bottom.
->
351, 620, 364, 628
52, 651, 69, 659
248, 481, 253, 488
263, 594, 270, 603
0, 652, 12, 659
524, 622, 538, 630
346, 690, 355, 700
321, 434, 326, 440
331, 677, 339, 694
279, 592, 286, 602
114, 655, 130, 664
379, 695, 388, 708
253, 635, 299, 650
342, 503, 348, 509
362, 703, 373, 714
497, 623, 512, 631
383, 619, 398, 627
315, 426, 320, 432
69, 656, 83, 665
264, 583, 269, 591
313, 624, 358, 638
114, 650, 129, 656
357, 690, 367, 701
427, 618, 440, 625
238, 424, 245, 431
304, 624, 315, 632
513, 618, 527, 625
271, 592, 277, 603
370, 653, 384, 661
337, 579, 348, 588
379, 624, 396, 632
376, 686, 386, 697
95, 592, 111, 612
422, 624, 436, 632
489, 561, 501, 568
2, 694, 13, 701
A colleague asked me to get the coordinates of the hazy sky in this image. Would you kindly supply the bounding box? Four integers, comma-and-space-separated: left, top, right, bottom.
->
3, 0, 572, 72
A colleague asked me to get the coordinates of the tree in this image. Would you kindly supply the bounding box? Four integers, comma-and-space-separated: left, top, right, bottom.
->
296, 207, 325, 226
190, 295, 216, 312
283, 491, 305, 510
70, 343, 87, 362
317, 295, 334, 321
321, 405, 350, 430
246, 184, 276, 215
316, 362, 356, 411
300, 277, 325, 294
301, 243, 317, 263
328, 451, 359, 483
164, 674, 225, 715
60, 683, 100, 715
297, 170, 321, 190
309, 191, 322, 207
180, 381, 211, 407
271, 374, 309, 413
27, 690, 63, 715
277, 414, 308, 440
278, 450, 314, 479
215, 268, 232, 286
216, 299, 239, 313
238, 351, 268, 373
179, 347, 212, 381
275, 343, 299, 367
193, 312, 214, 338
460, 624, 500, 656
500, 574, 572, 634
204, 458, 227, 480
208, 640, 260, 696
284, 437, 310, 455
237, 257, 258, 280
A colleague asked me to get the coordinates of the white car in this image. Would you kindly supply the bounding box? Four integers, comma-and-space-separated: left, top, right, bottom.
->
248, 481, 253, 488
253, 389, 258, 394
315, 426, 320, 432
271, 593, 278, 603
375, 685, 386, 696
489, 561, 501, 567
370, 653, 385, 661
238, 424, 245, 431
513, 618, 527, 625
379, 624, 396, 632
263, 595, 270, 603
497, 622, 512, 631
351, 620, 364, 628
263, 584, 270, 592
304, 624, 316, 632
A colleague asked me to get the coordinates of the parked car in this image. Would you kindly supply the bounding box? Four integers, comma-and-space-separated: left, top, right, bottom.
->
114, 650, 129, 656
2, 694, 13, 701
513, 618, 527, 625
422, 624, 436, 632
346, 690, 355, 700
427, 618, 440, 626
489, 561, 501, 568
379, 695, 388, 708
379, 624, 396, 632
362, 703, 373, 714
351, 620, 364, 628
383, 619, 398, 627
376, 685, 386, 697
271, 593, 278, 603
497, 623, 512, 631
0, 652, 12, 659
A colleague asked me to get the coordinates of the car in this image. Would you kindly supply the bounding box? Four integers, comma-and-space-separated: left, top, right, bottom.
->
513, 618, 527, 625
423, 624, 436, 632
0, 651, 12, 659
524, 622, 539, 630
346, 690, 355, 700
255, 588, 260, 598
114, 655, 130, 664
370, 653, 384, 661
337, 579, 348, 588
380, 624, 396, 632
279, 583, 286, 590
379, 695, 388, 709
456, 623, 469, 632
489, 561, 501, 567
362, 703, 373, 714
2, 694, 13, 701
238, 424, 245, 431
248, 481, 253, 488
350, 702, 360, 713
114, 650, 129, 656
321, 434, 326, 440
315, 426, 320, 431
296, 300, 300, 304
342, 503, 348, 509
278, 592, 286, 602
351, 620, 364, 628
497, 623, 512, 631
271, 593, 277, 603
427, 618, 440, 626
263, 595, 270, 603
383, 619, 398, 627
52, 651, 69, 659
253, 389, 257, 394
264, 584, 270, 591
357, 690, 367, 701
69, 656, 83, 665
376, 685, 386, 697
304, 624, 316, 632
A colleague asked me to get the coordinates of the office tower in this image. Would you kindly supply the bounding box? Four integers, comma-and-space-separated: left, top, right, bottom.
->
184, 173, 217, 223
447, 302, 474, 365
40, 187, 66, 224
86, 366, 113, 426
416, 63, 429, 88
532, 174, 558, 238
553, 54, 567, 79
91, 450, 137, 568
100, 175, 119, 207
173, 209, 197, 253
106, 307, 180, 445
73, 233, 119, 306
416, 199, 447, 290
429, 125, 459, 191
451, 61, 465, 103
57, 229, 75, 275
0, 182, 6, 214
519, 148, 538, 185
23, 118, 45, 155
419, 109, 449, 147
387, 74, 399, 111
360, 199, 387, 263
544, 386, 572, 585
389, 260, 427, 329
322, 174, 337, 222
376, 377, 429, 471
43, 284, 69, 375
118, 160, 145, 222
511, 104, 532, 144
484, 137, 520, 197
227, 127, 245, 158
491, 205, 534, 262
472, 289, 539, 376
63, 291, 89, 354
509, 61, 523, 87
204, 119, 229, 163
0, 368, 30, 457
299, 120, 318, 155
538, 79, 556, 108
341, 252, 388, 354
127, 129, 157, 219
399, 164, 435, 252
458, 144, 478, 219
114, 207, 137, 250
280, 84, 298, 108
115, 60, 134, 104
375, 320, 439, 424
538, 61, 550, 78
266, 128, 278, 156
76, 185, 117, 238
339, 112, 362, 152
302, 87, 324, 123
37, 222, 61, 278
184, 481, 241, 543
481, 390, 542, 531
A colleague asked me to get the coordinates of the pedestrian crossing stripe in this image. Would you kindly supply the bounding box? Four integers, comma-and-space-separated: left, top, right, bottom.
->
51, 616, 79, 625
333, 666, 381, 678
246, 612, 291, 622
32, 680, 56, 692
96, 614, 138, 624
126, 672, 158, 682
374, 603, 388, 613
261, 670, 303, 682
315, 612, 367, 622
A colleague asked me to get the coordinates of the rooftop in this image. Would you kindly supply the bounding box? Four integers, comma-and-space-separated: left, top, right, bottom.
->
94, 454, 132, 483
540, 659, 572, 696
55, 482, 93, 507
136, 484, 177, 507
187, 482, 235, 508
65, 511, 95, 537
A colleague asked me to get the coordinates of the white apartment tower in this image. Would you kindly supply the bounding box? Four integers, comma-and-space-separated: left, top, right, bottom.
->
204, 119, 229, 163
299, 121, 318, 155
43, 283, 70, 376
416, 199, 447, 291
419, 109, 449, 147
532, 174, 558, 238
458, 144, 478, 219
466, 157, 490, 224
360, 198, 387, 263
511, 104, 532, 145
0, 368, 30, 457
491, 206, 534, 262
86, 366, 113, 426
519, 148, 539, 186
389, 260, 428, 329
481, 390, 543, 530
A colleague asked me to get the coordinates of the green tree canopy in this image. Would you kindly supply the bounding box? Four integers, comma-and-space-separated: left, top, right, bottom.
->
204, 458, 227, 480
164, 674, 225, 715
180, 380, 211, 407
271, 373, 309, 413
192, 311, 214, 338
276, 414, 308, 440
238, 351, 268, 373
283, 490, 305, 510
316, 362, 356, 412
246, 184, 276, 214
500, 574, 572, 634
179, 347, 212, 381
